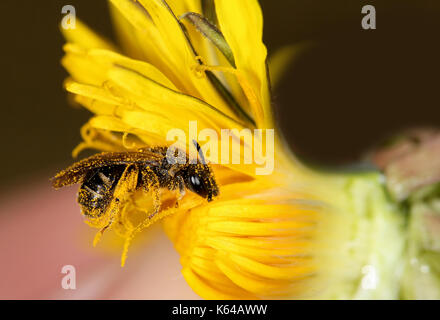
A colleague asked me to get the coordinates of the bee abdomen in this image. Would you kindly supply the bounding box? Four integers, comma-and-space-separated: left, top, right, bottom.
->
78, 165, 126, 217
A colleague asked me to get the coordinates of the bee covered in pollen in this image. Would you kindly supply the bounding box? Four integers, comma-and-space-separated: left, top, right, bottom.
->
51, 141, 219, 265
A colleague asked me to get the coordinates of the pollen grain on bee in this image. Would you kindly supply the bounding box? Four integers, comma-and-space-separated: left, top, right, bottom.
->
166, 121, 275, 175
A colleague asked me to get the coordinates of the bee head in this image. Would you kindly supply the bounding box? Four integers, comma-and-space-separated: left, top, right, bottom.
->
185, 141, 219, 201
185, 163, 219, 201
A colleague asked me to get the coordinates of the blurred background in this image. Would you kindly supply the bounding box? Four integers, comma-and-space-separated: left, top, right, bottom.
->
0, 0, 439, 188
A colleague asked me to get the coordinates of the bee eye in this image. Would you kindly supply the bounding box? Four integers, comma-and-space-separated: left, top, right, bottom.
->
187, 174, 209, 198
190, 175, 201, 187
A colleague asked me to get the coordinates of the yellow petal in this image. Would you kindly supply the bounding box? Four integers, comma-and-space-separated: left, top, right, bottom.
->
61, 19, 116, 51
110, 0, 236, 118
215, 0, 272, 127
107, 65, 245, 130
88, 49, 178, 89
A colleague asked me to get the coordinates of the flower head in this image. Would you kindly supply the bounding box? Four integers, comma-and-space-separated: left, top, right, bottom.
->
58, 0, 406, 299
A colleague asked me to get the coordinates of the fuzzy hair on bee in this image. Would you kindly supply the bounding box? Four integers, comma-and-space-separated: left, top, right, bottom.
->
51, 141, 219, 265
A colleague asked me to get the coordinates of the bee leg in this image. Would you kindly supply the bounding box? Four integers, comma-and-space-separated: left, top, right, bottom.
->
95, 192, 131, 241
138, 167, 161, 219
148, 182, 161, 219
121, 173, 161, 267
175, 175, 186, 208
168, 166, 179, 178
93, 220, 113, 247
91, 166, 138, 253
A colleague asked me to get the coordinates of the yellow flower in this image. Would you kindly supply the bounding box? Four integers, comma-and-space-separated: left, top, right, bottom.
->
59, 0, 406, 299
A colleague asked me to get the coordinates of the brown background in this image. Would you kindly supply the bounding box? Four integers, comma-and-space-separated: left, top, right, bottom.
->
0, 0, 439, 187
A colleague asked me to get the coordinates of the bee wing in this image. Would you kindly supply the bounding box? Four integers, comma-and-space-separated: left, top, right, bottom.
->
51, 150, 164, 189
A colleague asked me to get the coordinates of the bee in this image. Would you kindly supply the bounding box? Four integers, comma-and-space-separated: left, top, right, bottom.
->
52, 141, 219, 225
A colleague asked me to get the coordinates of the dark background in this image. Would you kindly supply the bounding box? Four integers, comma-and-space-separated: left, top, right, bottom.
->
0, 0, 439, 187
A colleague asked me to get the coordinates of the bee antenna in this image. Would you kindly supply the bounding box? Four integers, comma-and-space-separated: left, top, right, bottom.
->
193, 140, 206, 164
